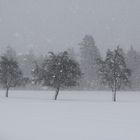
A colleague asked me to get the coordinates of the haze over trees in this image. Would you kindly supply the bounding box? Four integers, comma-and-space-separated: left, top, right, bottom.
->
1, 34, 140, 100
79, 35, 101, 89
18, 49, 36, 79
97, 46, 131, 101
126, 46, 140, 90
32, 51, 81, 100
0, 55, 23, 97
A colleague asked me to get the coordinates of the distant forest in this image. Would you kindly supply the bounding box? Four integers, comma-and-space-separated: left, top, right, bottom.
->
1, 34, 140, 91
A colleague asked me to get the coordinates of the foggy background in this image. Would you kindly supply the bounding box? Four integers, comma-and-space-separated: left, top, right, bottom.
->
0, 0, 140, 55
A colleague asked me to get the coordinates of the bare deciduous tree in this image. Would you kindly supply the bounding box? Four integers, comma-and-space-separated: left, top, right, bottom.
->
97, 46, 131, 102
32, 51, 81, 100
0, 56, 23, 97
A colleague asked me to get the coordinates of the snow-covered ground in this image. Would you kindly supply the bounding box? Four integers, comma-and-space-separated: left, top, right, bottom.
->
0, 90, 140, 140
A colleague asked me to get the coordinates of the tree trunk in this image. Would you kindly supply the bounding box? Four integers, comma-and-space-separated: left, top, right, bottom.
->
113, 90, 117, 102
54, 87, 60, 100
5, 87, 9, 98
112, 78, 117, 102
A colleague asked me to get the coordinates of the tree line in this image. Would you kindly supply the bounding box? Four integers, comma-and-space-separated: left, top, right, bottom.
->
1, 34, 139, 101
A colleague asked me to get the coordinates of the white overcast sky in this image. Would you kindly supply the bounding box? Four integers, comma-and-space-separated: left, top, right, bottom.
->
0, 0, 140, 55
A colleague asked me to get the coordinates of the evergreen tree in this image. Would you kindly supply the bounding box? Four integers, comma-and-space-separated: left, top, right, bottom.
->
80, 35, 101, 89
18, 49, 36, 79
67, 47, 77, 60
97, 46, 131, 102
32, 51, 81, 100
4, 46, 17, 61
126, 46, 140, 90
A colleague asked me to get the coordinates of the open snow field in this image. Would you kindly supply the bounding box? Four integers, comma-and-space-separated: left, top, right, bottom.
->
0, 90, 140, 140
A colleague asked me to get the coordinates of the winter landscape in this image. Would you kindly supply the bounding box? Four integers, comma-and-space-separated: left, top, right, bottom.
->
0, 0, 140, 140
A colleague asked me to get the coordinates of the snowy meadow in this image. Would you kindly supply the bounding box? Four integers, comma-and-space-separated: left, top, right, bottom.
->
0, 90, 140, 140
1, 0, 140, 139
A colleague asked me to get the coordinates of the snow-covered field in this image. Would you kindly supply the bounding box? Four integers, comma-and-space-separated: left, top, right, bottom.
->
0, 90, 140, 140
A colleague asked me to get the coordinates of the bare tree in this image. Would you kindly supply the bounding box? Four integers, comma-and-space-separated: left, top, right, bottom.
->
32, 51, 81, 100
97, 46, 131, 102
0, 56, 23, 97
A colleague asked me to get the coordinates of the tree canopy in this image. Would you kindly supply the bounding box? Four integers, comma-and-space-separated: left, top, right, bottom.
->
97, 46, 131, 101
32, 51, 81, 100
0, 56, 23, 97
